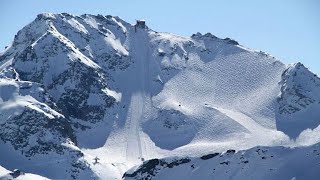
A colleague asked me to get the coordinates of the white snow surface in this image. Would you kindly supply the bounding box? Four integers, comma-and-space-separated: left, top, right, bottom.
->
0, 165, 49, 180
0, 13, 319, 179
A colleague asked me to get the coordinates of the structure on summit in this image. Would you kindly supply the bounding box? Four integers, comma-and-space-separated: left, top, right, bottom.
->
134, 19, 146, 32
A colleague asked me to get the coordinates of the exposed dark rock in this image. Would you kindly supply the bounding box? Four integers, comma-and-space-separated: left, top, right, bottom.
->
226, 149, 236, 154
123, 158, 190, 179
223, 38, 239, 45
220, 161, 230, 165
0, 108, 76, 157
200, 153, 220, 160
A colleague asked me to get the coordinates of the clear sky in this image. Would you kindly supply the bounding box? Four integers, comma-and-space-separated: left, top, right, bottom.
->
1, 0, 319, 75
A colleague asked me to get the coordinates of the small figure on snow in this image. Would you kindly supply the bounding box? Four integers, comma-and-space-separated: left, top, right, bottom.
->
93, 156, 100, 165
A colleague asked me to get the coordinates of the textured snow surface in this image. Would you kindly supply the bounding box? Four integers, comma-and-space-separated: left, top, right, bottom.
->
0, 13, 319, 179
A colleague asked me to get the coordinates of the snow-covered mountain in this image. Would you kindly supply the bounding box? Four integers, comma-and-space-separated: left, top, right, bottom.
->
0, 13, 319, 179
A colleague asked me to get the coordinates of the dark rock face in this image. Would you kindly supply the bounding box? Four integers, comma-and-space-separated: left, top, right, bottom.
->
200, 153, 220, 160
226, 149, 236, 154
0, 108, 75, 157
0, 79, 76, 157
123, 158, 191, 179
52, 66, 116, 128
223, 38, 239, 45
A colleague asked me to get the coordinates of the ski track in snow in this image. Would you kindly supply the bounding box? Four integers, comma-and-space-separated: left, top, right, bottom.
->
125, 93, 144, 162
214, 106, 268, 134
124, 28, 149, 164
79, 28, 153, 175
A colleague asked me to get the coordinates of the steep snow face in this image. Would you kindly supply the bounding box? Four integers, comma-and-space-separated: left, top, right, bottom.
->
124, 143, 320, 180
146, 31, 289, 152
277, 63, 320, 138
0, 13, 320, 179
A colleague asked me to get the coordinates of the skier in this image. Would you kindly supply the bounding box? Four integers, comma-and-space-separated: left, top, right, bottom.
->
93, 157, 100, 165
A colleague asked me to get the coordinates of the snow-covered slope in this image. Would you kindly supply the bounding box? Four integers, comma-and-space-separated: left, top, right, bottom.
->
124, 143, 320, 180
0, 165, 49, 180
0, 13, 319, 179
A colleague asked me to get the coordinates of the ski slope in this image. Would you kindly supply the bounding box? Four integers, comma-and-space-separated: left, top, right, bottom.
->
124, 28, 149, 163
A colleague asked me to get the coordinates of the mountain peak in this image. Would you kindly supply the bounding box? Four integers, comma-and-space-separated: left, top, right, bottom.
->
36, 12, 58, 20
287, 62, 306, 72
281, 62, 320, 87
191, 32, 239, 45
277, 61, 320, 138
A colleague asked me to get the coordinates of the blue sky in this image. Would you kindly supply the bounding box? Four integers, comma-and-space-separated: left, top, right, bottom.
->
1, 0, 319, 75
